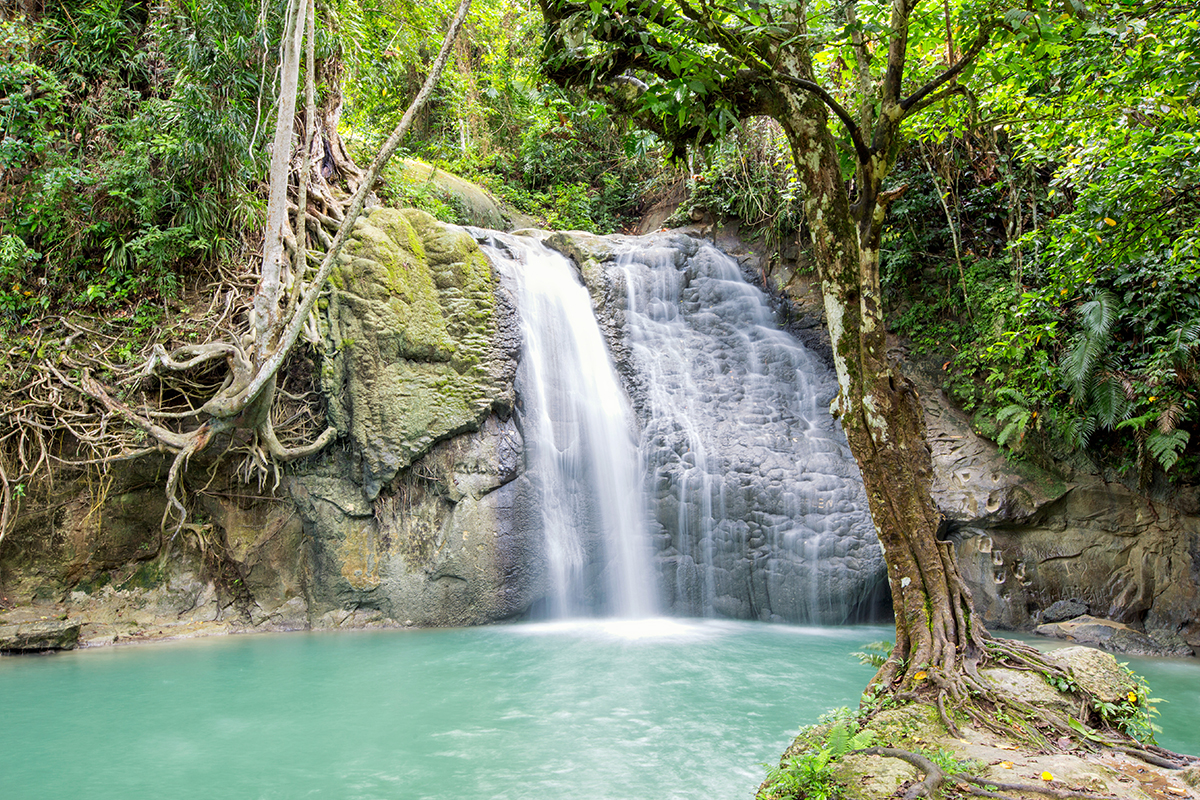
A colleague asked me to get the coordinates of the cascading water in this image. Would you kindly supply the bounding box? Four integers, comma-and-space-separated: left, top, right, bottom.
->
474, 227, 883, 623
611, 234, 885, 623
480, 234, 656, 618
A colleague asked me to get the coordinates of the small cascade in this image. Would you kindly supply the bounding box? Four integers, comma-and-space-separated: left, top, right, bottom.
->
613, 235, 884, 623
481, 234, 657, 618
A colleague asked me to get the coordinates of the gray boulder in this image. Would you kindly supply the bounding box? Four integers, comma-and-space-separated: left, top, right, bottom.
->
1043, 598, 1090, 623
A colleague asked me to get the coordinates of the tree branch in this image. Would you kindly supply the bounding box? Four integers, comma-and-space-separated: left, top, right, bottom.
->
775, 73, 872, 164
255, 0, 307, 355
205, 0, 473, 421
900, 24, 993, 114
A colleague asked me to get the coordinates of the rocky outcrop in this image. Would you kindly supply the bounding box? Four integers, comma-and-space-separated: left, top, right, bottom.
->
0, 209, 536, 642
0, 620, 80, 652
293, 417, 544, 627
919, 375, 1200, 655
1037, 616, 1194, 658
774, 647, 1197, 800
298, 208, 540, 626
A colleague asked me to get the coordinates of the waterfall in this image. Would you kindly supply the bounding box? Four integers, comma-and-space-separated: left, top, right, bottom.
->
613, 235, 884, 623
476, 229, 884, 623
481, 234, 657, 618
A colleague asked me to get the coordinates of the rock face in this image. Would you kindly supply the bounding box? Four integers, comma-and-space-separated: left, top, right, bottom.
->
298, 209, 540, 626
919, 376, 1200, 655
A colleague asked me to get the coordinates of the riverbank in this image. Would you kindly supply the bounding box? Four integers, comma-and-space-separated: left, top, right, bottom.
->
0, 583, 410, 653
758, 645, 1200, 800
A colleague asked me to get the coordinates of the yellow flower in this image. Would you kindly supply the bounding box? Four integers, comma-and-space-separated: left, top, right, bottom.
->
1128, 692, 1138, 703
1041, 772, 1054, 782
1149, 396, 1157, 402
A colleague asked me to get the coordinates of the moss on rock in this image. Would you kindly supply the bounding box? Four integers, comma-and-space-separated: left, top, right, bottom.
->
326, 208, 518, 499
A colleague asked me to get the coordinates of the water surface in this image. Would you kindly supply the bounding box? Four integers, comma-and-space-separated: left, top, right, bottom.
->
3, 623, 1196, 800
0, 621, 887, 800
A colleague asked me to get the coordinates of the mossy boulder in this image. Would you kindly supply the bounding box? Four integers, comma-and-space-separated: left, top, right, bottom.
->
296, 210, 538, 626
327, 208, 519, 498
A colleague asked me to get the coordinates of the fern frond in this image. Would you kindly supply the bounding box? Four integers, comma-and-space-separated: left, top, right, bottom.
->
1148, 429, 1189, 471
1064, 331, 1102, 400
1118, 373, 1136, 400
826, 722, 851, 759
995, 386, 1029, 406
1172, 322, 1200, 350
1080, 292, 1117, 336
848, 729, 877, 751
1068, 414, 1097, 448
1158, 401, 1184, 434
997, 406, 1031, 447
1065, 291, 1117, 399
850, 641, 894, 668
1116, 412, 1155, 431
1090, 377, 1129, 428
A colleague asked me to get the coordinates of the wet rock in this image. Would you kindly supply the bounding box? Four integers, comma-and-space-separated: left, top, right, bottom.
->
562, 230, 886, 623
1037, 616, 1194, 658
0, 620, 81, 652
293, 416, 544, 627
1043, 598, 1090, 623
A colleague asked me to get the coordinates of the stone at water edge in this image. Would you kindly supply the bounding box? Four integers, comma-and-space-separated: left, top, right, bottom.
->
1037, 616, 1195, 658
0, 620, 81, 652
1049, 645, 1139, 704
1042, 598, 1090, 623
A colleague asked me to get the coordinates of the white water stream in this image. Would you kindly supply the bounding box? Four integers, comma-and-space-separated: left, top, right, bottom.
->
482, 235, 656, 617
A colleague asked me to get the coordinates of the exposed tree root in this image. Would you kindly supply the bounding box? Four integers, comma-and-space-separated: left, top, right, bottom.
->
0, 0, 473, 552
858, 745, 1184, 800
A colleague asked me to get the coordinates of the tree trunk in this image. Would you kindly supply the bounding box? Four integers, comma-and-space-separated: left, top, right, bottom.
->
779, 84, 983, 691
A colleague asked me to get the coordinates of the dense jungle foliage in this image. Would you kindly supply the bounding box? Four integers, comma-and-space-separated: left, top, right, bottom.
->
0, 0, 1196, 491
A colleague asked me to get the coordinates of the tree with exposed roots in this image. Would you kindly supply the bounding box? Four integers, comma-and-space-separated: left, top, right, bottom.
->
11, 0, 472, 541
538, 0, 1195, 770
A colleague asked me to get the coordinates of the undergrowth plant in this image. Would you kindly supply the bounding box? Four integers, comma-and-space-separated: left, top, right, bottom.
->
759, 710, 876, 800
